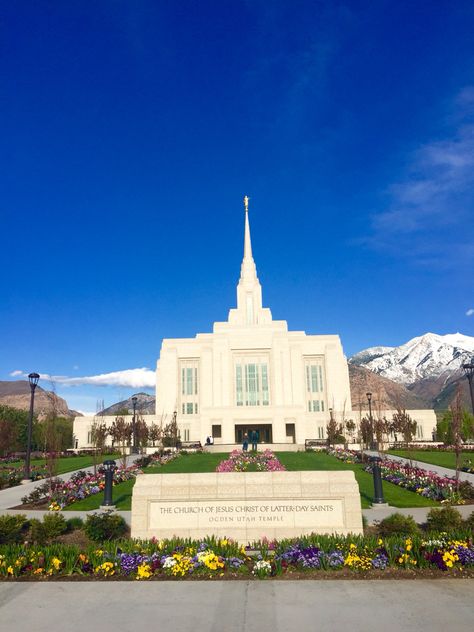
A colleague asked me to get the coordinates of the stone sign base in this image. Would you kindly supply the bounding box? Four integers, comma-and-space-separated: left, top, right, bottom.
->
131, 471, 363, 542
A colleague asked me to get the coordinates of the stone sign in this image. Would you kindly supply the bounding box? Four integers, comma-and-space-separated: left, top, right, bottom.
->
131, 471, 363, 542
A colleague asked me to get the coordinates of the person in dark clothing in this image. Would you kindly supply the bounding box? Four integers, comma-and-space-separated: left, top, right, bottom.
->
242, 433, 249, 452
250, 430, 258, 451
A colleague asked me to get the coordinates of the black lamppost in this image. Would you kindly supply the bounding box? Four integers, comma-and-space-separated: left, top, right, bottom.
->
131, 396, 138, 454
462, 361, 474, 415
366, 392, 374, 449
102, 459, 116, 507
24, 372, 40, 482
370, 456, 386, 504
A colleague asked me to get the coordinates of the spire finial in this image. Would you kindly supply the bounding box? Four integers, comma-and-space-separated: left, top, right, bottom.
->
243, 195, 249, 212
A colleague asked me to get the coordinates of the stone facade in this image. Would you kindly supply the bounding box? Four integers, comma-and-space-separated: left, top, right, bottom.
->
131, 470, 363, 542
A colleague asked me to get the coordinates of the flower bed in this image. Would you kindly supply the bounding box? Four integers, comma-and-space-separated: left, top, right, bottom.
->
1, 465, 48, 490
19, 451, 180, 510
364, 459, 462, 502
1, 533, 473, 580
216, 450, 286, 472
327, 447, 474, 503
21, 466, 140, 511
326, 447, 363, 464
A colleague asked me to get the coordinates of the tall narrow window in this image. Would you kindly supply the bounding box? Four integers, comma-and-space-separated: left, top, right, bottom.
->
179, 359, 199, 415
234, 355, 270, 407
246, 294, 254, 325
304, 357, 326, 413
236, 365, 243, 406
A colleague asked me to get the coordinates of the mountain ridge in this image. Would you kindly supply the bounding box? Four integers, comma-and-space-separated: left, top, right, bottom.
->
350, 332, 474, 410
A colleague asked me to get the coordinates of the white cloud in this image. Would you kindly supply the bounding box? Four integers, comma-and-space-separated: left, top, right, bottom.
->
50, 368, 155, 388
467, 308, 474, 316
8, 367, 155, 388
369, 87, 474, 265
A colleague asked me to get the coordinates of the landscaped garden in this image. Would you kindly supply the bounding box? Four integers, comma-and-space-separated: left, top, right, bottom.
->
0, 507, 473, 580
17, 448, 474, 513
0, 453, 120, 489
388, 449, 474, 471
51, 450, 444, 511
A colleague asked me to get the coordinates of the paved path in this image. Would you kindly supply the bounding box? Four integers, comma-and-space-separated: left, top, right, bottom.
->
1, 580, 473, 632
366, 450, 474, 484
0, 454, 141, 510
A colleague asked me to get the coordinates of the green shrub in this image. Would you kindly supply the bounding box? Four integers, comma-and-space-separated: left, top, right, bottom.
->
0, 514, 29, 544
29, 513, 68, 544
66, 517, 84, 532
84, 512, 127, 541
135, 456, 151, 468
29, 518, 47, 544
464, 511, 474, 532
458, 480, 474, 500
377, 513, 420, 537
426, 506, 463, 532
42, 513, 68, 539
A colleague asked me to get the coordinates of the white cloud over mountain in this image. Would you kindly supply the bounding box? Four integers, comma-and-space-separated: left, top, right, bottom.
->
10, 368, 156, 388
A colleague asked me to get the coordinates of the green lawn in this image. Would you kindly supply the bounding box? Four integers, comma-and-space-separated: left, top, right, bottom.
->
388, 450, 473, 470
65, 450, 437, 511
146, 452, 227, 474
9, 454, 120, 475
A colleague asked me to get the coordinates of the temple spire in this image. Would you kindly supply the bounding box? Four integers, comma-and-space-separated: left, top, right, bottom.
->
226, 196, 273, 326
243, 195, 253, 262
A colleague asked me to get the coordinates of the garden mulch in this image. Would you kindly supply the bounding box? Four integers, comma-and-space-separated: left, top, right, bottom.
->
2, 568, 474, 581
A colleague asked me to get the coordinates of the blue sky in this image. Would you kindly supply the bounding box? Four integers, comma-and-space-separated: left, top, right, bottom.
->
1, 1, 473, 412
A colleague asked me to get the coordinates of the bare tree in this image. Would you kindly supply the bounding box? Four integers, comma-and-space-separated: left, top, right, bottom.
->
359, 416, 373, 450
109, 416, 132, 467
392, 409, 417, 449
148, 422, 162, 447
326, 414, 343, 447
0, 417, 17, 456
450, 387, 464, 489
345, 419, 356, 445
135, 413, 149, 451
162, 411, 180, 448
90, 400, 109, 475
43, 378, 61, 485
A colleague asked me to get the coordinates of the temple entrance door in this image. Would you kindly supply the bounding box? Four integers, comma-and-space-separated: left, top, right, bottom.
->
235, 424, 273, 444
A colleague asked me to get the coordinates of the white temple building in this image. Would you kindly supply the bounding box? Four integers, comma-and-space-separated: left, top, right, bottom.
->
73, 197, 436, 448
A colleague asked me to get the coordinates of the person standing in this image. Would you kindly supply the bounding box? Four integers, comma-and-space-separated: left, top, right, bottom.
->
242, 432, 249, 452
250, 429, 258, 451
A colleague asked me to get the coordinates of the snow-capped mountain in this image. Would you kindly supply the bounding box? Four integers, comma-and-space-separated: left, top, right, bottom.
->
350, 333, 474, 385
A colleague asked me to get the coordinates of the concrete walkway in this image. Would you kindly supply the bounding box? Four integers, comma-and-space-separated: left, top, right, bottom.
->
367, 450, 474, 484
0, 454, 141, 510
1, 580, 473, 632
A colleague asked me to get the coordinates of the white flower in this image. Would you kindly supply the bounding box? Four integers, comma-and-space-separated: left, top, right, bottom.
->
162, 557, 177, 568
252, 560, 272, 574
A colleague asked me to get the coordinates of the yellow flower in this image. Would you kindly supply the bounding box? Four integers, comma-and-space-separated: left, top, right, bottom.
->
7, 566, 14, 575
136, 564, 152, 580
95, 561, 116, 576
349, 543, 357, 550
51, 558, 62, 571
377, 538, 383, 546
33, 568, 44, 575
